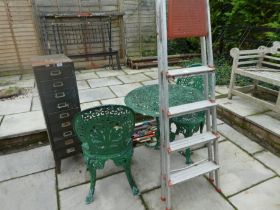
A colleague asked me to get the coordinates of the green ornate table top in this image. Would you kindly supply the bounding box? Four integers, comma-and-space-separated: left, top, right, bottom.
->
124, 84, 204, 117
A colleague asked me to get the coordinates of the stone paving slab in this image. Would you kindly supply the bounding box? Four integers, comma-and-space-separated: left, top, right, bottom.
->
88, 77, 123, 88
117, 73, 151, 84
0, 75, 21, 82
101, 97, 125, 105
59, 172, 145, 210
57, 154, 123, 190
142, 79, 158, 85
31, 96, 41, 111
76, 72, 99, 80
21, 73, 34, 80
218, 123, 264, 154
0, 110, 45, 139
96, 70, 125, 78
254, 151, 280, 175
144, 71, 158, 79
110, 83, 142, 97
0, 97, 32, 115
79, 68, 104, 73
192, 141, 275, 196
142, 176, 234, 210
217, 96, 269, 117
123, 68, 152, 75
79, 87, 116, 103
246, 113, 280, 137
0, 145, 54, 182
80, 101, 101, 111
77, 80, 90, 90
0, 170, 57, 210
229, 177, 280, 210
215, 85, 229, 95
132, 146, 186, 193
0, 79, 35, 90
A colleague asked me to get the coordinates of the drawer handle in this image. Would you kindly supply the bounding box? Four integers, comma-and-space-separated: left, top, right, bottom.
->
64, 139, 74, 146
60, 112, 70, 119
66, 147, 76, 154
53, 81, 64, 88
63, 131, 73, 137
50, 69, 62, 76
57, 102, 69, 109
55, 92, 65, 99
61, 122, 71, 128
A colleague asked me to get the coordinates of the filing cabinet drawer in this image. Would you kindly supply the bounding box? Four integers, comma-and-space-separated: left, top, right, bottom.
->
53, 136, 80, 150
38, 77, 76, 94
34, 62, 74, 82
48, 108, 80, 124
44, 92, 79, 113
50, 121, 75, 141
56, 144, 82, 159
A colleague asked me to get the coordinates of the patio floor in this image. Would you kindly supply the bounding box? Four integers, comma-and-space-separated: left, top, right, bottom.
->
0, 66, 230, 140
0, 67, 280, 210
0, 119, 280, 210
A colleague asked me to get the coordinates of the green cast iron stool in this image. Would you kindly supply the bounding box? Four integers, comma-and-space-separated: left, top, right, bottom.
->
73, 105, 139, 204
172, 63, 206, 164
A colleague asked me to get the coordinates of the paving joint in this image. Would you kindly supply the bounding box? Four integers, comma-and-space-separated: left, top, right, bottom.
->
58, 170, 124, 192
204, 175, 238, 210
139, 194, 150, 210
227, 175, 278, 199
225, 135, 277, 175
0, 167, 55, 184
55, 171, 61, 210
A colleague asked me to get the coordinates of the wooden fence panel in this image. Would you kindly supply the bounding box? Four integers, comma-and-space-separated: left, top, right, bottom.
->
0, 0, 157, 74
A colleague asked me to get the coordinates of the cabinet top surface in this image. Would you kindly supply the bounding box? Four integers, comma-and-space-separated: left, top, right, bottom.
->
31, 54, 72, 67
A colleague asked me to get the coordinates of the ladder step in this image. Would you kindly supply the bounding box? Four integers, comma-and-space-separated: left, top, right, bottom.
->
169, 161, 219, 186
167, 66, 215, 78
169, 132, 219, 152
168, 100, 216, 118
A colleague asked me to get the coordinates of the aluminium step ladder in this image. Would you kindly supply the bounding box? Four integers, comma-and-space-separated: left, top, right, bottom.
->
155, 0, 221, 209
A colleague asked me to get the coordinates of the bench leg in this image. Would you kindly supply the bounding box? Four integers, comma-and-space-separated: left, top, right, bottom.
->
228, 70, 236, 99
276, 91, 280, 112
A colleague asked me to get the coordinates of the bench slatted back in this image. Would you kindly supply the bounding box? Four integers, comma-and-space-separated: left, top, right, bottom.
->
231, 41, 280, 71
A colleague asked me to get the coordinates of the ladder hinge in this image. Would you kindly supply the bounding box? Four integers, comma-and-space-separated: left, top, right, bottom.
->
168, 179, 173, 187
212, 132, 220, 138
167, 147, 171, 153
209, 99, 216, 103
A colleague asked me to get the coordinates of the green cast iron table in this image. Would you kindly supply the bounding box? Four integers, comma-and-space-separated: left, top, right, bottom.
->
125, 84, 205, 150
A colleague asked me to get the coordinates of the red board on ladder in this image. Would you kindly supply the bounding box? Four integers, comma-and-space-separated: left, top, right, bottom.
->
168, 0, 209, 39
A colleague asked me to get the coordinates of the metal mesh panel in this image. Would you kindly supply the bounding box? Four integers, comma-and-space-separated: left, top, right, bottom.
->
46, 20, 110, 54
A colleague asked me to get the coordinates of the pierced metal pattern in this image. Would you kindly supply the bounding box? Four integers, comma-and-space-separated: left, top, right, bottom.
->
125, 84, 204, 117
73, 105, 139, 203
73, 105, 135, 156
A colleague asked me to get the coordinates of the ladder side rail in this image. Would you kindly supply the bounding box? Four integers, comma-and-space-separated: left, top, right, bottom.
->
206, 0, 220, 190
156, 0, 167, 202
156, 0, 171, 206
201, 36, 214, 181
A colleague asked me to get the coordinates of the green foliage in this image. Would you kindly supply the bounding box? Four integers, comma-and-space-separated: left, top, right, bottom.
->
210, 0, 280, 53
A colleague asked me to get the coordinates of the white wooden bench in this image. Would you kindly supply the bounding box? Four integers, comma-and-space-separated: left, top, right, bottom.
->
228, 41, 280, 113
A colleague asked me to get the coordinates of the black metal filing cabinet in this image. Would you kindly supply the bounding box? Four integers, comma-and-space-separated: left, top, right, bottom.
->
31, 54, 81, 173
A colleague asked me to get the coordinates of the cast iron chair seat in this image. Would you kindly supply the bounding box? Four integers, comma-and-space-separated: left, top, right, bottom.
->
171, 63, 206, 163
73, 105, 139, 204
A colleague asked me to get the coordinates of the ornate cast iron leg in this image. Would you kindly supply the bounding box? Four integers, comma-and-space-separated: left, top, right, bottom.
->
86, 167, 96, 204
200, 122, 205, 133
185, 148, 192, 164
123, 160, 139, 196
